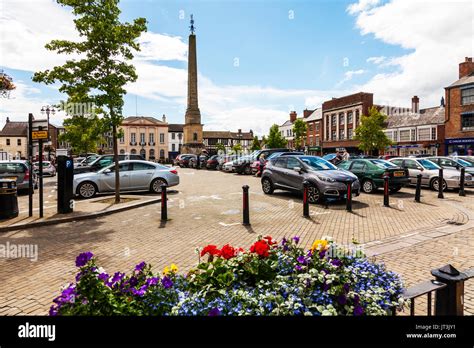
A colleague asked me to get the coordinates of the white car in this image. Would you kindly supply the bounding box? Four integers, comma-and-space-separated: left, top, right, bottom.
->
73, 160, 179, 198
223, 161, 234, 173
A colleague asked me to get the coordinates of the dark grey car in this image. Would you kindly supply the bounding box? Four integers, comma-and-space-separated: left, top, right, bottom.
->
261, 155, 360, 203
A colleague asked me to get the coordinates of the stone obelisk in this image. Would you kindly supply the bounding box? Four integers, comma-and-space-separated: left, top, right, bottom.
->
182, 14, 204, 154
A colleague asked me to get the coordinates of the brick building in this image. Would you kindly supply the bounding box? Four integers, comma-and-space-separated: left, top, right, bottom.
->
203, 129, 254, 154
444, 57, 474, 155
0, 117, 28, 159
322, 92, 373, 154
304, 108, 323, 155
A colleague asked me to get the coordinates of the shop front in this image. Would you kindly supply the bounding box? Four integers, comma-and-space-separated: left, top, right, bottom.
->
385, 143, 440, 157
445, 138, 474, 156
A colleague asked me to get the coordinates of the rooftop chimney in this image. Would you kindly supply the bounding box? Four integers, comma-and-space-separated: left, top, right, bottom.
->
290, 111, 297, 123
250, 129, 253, 135
440, 96, 445, 107
303, 109, 313, 118
238, 129, 242, 133
6, 117, 10, 123
459, 57, 474, 78
162, 114, 167, 123
411, 96, 419, 113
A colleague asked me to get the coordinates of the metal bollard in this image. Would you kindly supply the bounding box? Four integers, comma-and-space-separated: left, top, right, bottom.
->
161, 183, 168, 221
383, 175, 390, 207
242, 185, 250, 225
303, 180, 310, 217
459, 167, 466, 197
438, 168, 444, 199
431, 264, 468, 315
346, 179, 352, 212
414, 173, 422, 203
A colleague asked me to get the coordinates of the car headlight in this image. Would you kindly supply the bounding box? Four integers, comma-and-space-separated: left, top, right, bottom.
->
316, 175, 336, 182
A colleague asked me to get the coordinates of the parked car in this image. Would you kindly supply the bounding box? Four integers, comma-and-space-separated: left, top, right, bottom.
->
189, 154, 208, 169
453, 156, 474, 166
233, 148, 290, 175
73, 160, 179, 199
218, 155, 237, 170
77, 154, 100, 167
388, 157, 473, 191
251, 151, 304, 174
33, 161, 57, 177
178, 154, 196, 168
429, 156, 474, 174
0, 160, 37, 192
261, 155, 360, 203
206, 155, 220, 170
337, 159, 409, 193
74, 154, 145, 174
222, 160, 235, 173
378, 155, 398, 160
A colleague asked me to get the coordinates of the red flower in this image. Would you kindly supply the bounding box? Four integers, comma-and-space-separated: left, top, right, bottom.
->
263, 235, 277, 246
201, 245, 221, 257
250, 240, 270, 258
220, 244, 236, 260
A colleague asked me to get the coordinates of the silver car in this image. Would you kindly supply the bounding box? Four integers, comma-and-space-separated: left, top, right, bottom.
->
389, 157, 473, 191
223, 161, 234, 172
33, 161, 57, 177
73, 160, 180, 199
429, 156, 474, 175
261, 155, 360, 203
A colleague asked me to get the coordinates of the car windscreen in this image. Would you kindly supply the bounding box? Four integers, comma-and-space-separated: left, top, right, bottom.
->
456, 158, 474, 167
370, 159, 396, 169
267, 152, 283, 160
322, 154, 336, 161
0, 163, 25, 173
299, 156, 337, 170
418, 159, 439, 170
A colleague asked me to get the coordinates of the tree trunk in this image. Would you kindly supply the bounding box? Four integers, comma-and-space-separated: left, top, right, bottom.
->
112, 124, 120, 204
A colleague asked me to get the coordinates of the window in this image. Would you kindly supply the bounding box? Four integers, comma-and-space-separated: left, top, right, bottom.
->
350, 161, 366, 171
160, 133, 165, 143
461, 87, 474, 105
119, 149, 125, 154
286, 157, 300, 169
339, 113, 345, 125
130, 133, 136, 144
461, 113, 474, 130
315, 123, 320, 131
130, 149, 137, 154
403, 160, 419, 169
347, 112, 353, 124
140, 133, 145, 144
308, 123, 313, 132
348, 128, 353, 139
339, 129, 345, 140
399, 130, 411, 142
274, 157, 288, 168
411, 129, 416, 141
417, 128, 431, 141
172, 144, 176, 152
431, 127, 437, 140
17, 139, 21, 146
172, 132, 175, 140
119, 135, 124, 143
331, 131, 336, 140
160, 149, 165, 158
132, 162, 155, 171
315, 136, 320, 146
149, 133, 155, 143
331, 114, 336, 127
193, 133, 197, 141
6, 139, 10, 146
355, 110, 360, 126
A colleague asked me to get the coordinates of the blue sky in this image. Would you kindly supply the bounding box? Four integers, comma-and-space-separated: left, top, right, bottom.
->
1, 0, 472, 134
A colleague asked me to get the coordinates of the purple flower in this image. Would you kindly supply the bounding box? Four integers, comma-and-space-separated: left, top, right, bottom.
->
295, 265, 302, 272
75, 271, 84, 282
297, 256, 306, 264
111, 272, 125, 284
354, 305, 364, 316
129, 276, 138, 287
281, 237, 287, 245
146, 277, 159, 286
49, 306, 58, 316
98, 273, 109, 282
283, 245, 289, 252
330, 259, 342, 267
319, 250, 327, 259
354, 294, 360, 304
134, 261, 146, 272
75, 252, 93, 267
208, 308, 221, 316
161, 276, 173, 289
131, 285, 148, 297
343, 283, 350, 293
322, 282, 330, 291
292, 236, 300, 244
337, 295, 347, 305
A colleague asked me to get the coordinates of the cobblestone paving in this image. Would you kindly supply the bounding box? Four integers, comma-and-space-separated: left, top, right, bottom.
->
0, 168, 472, 315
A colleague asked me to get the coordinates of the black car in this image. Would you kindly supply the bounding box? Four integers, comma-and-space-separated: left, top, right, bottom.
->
233, 148, 290, 175
74, 154, 144, 174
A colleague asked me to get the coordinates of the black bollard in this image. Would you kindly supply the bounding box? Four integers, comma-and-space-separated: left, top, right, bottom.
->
414, 173, 422, 203
161, 183, 168, 221
459, 167, 466, 197
438, 168, 444, 199
242, 185, 250, 225
346, 179, 352, 212
303, 180, 310, 217
383, 175, 390, 207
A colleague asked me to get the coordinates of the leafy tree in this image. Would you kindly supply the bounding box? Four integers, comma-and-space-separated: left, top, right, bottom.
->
292, 119, 307, 150
60, 114, 105, 154
261, 135, 267, 148
216, 142, 226, 153
266, 124, 287, 149
232, 143, 243, 153
250, 136, 261, 151
354, 106, 392, 155
33, 0, 147, 203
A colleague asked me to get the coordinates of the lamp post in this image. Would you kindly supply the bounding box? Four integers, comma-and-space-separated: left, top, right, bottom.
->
41, 105, 56, 161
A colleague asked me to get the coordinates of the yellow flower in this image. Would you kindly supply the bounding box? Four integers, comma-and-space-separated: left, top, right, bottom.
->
162, 266, 170, 275
170, 263, 178, 273
310, 239, 329, 253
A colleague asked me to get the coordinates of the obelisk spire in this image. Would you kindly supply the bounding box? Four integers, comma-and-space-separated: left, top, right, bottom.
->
185, 14, 200, 122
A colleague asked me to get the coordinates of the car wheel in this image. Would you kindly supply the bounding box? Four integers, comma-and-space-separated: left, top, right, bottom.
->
77, 181, 97, 199
150, 178, 167, 193
261, 177, 274, 194
430, 177, 447, 191
244, 165, 252, 175
307, 185, 321, 203
362, 179, 376, 194
389, 186, 401, 193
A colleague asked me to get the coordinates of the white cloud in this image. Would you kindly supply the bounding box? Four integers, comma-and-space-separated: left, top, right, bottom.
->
347, 0, 380, 15
336, 69, 365, 87
366, 56, 386, 65
136, 32, 188, 62
350, 0, 474, 107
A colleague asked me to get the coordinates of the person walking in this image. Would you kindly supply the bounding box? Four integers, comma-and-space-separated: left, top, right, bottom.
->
342, 149, 350, 161
255, 153, 266, 177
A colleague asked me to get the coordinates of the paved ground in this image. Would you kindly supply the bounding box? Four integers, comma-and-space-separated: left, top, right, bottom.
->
0, 168, 473, 315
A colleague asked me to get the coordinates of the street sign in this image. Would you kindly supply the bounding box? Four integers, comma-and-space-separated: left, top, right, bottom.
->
32, 130, 49, 140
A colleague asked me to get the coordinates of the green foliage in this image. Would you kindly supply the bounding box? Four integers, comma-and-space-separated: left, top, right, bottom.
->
354, 107, 392, 155
232, 143, 243, 153
216, 142, 226, 152
292, 119, 307, 150
59, 115, 106, 155
32, 0, 147, 203
250, 136, 261, 151
266, 124, 287, 149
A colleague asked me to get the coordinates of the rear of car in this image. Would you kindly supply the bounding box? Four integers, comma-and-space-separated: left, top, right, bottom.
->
206, 155, 219, 169
74, 154, 144, 174
0, 161, 35, 191
33, 161, 57, 176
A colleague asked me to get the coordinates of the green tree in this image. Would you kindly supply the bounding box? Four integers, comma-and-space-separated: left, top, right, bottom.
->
292, 119, 307, 150
266, 124, 287, 149
33, 0, 147, 204
232, 143, 243, 153
250, 136, 261, 151
60, 115, 105, 154
354, 106, 392, 155
216, 142, 225, 153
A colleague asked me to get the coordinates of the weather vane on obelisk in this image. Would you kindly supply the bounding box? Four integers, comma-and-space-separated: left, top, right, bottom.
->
189, 14, 195, 34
